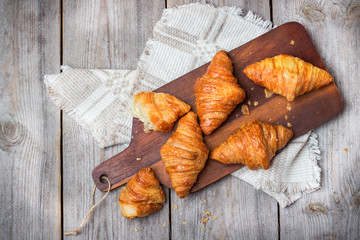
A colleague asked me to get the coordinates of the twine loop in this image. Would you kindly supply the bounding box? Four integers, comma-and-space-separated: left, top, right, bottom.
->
65, 176, 111, 236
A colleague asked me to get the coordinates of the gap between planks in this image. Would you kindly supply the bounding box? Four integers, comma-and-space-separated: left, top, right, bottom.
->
60, 0, 64, 238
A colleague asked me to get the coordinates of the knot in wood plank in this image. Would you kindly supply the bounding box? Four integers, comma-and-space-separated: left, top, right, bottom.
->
302, 6, 325, 22
306, 203, 328, 213
0, 114, 25, 150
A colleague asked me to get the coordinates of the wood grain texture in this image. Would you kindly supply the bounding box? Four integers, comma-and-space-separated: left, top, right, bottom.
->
272, 0, 360, 239
167, 1, 278, 239
0, 0, 61, 239
62, 0, 168, 239
169, 175, 279, 239
92, 22, 342, 193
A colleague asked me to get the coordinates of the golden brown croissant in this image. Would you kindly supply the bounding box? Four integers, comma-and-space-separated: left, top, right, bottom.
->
118, 167, 165, 219
160, 111, 209, 198
195, 51, 246, 135
243, 54, 333, 101
210, 119, 293, 170
131, 91, 191, 132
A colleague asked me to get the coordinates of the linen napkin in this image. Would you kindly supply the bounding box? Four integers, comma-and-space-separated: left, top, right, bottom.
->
44, 2, 321, 207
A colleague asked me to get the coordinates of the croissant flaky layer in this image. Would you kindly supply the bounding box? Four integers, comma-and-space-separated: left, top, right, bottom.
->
118, 168, 165, 219
195, 50, 246, 135
160, 112, 209, 198
210, 119, 293, 170
131, 91, 191, 132
243, 54, 334, 101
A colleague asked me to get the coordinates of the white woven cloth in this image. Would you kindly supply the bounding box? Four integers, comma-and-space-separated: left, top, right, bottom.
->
44, 2, 321, 207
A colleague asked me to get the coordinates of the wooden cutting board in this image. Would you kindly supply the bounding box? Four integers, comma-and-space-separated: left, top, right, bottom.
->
92, 22, 342, 192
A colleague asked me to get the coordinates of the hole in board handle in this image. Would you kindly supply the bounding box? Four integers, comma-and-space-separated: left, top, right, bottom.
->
100, 174, 110, 184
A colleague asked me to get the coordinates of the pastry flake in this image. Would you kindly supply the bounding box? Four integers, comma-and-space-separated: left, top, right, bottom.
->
131, 91, 191, 132
195, 51, 246, 135
118, 167, 165, 219
243, 54, 333, 101
160, 112, 209, 198
210, 119, 293, 170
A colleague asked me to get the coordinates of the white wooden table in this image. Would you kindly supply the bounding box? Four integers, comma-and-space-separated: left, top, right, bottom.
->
1, 0, 359, 239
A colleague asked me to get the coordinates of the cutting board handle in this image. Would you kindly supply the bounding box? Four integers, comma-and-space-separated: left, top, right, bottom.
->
92, 122, 174, 191
92, 146, 137, 191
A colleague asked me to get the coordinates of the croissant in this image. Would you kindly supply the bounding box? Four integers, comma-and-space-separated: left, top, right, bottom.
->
160, 112, 209, 198
195, 50, 246, 135
243, 54, 334, 101
118, 167, 165, 219
131, 91, 191, 132
210, 119, 293, 170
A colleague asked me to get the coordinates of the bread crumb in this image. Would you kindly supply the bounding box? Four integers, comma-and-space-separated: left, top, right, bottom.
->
293, 116, 295, 119
287, 123, 292, 127
200, 227, 207, 230
136, 157, 141, 161
173, 205, 178, 210
201, 218, 208, 224
241, 104, 250, 115
344, 148, 348, 152
133, 227, 138, 232
131, 136, 134, 139
204, 210, 211, 217
248, 100, 251, 105
212, 216, 217, 221
285, 115, 289, 120
269, 118, 272, 121
236, 114, 239, 118
250, 87, 254, 90
183, 221, 187, 225
163, 222, 167, 228
226, 189, 230, 196
254, 101, 259, 106
135, 130, 138, 133
290, 40, 295, 45
264, 89, 273, 98
286, 103, 292, 111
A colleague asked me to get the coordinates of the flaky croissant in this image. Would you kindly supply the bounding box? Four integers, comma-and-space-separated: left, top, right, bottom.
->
210, 119, 293, 170
118, 167, 165, 219
243, 54, 334, 101
195, 51, 246, 135
131, 91, 191, 132
160, 112, 209, 198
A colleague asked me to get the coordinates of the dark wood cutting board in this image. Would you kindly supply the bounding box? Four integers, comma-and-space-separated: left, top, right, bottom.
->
92, 22, 342, 192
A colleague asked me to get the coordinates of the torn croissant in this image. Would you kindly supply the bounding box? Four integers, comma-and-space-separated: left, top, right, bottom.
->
243, 54, 333, 101
118, 167, 165, 219
210, 119, 293, 170
131, 91, 191, 132
195, 50, 246, 135
160, 112, 209, 198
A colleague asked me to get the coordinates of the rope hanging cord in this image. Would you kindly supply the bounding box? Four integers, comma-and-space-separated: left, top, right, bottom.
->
65, 176, 111, 236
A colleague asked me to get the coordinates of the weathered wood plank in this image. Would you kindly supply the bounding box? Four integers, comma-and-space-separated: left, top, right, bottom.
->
272, 0, 360, 239
165, 1, 279, 239
62, 0, 168, 239
0, 0, 61, 239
